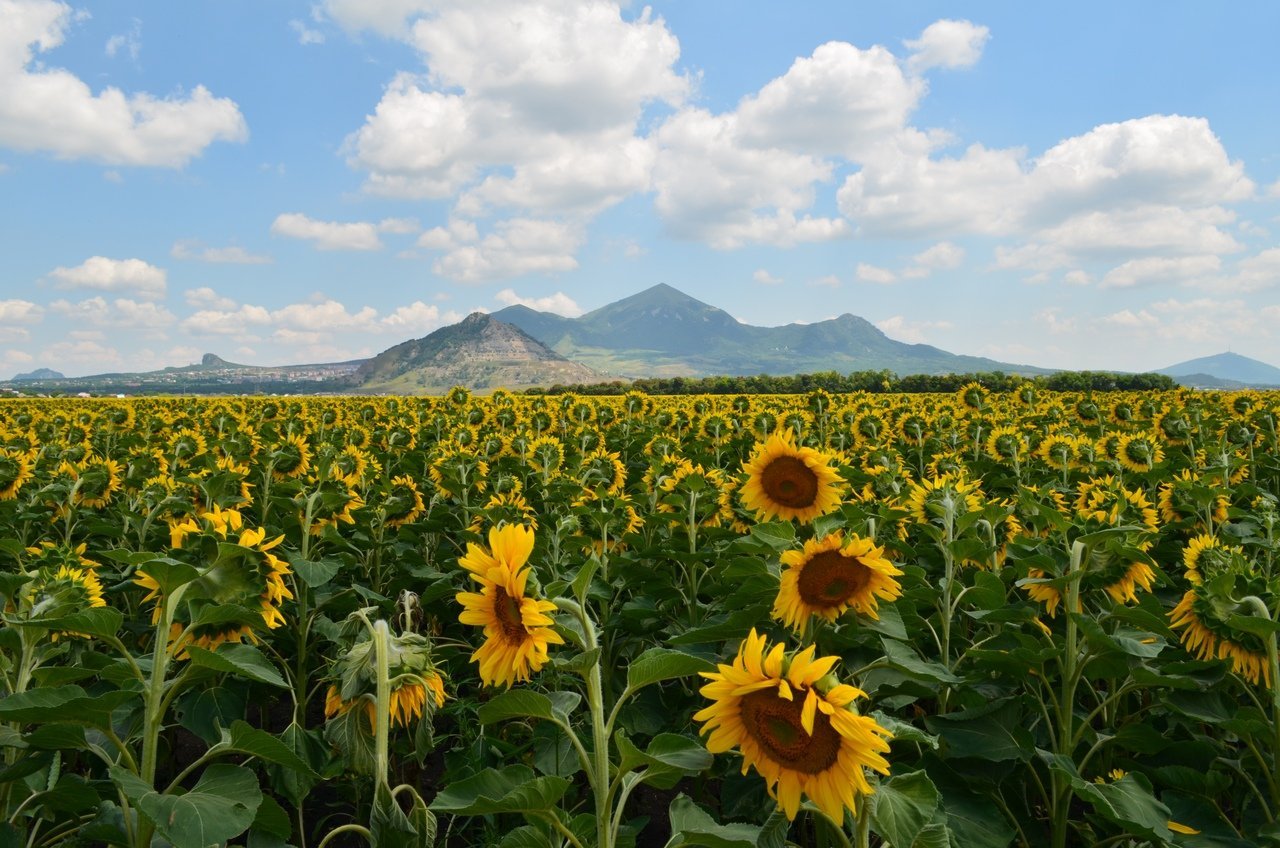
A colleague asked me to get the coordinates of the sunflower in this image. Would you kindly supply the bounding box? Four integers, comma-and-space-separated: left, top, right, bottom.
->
985, 426, 1025, 465
1181, 534, 1240, 585
658, 461, 726, 529
67, 456, 123, 509
0, 449, 34, 500
1023, 568, 1068, 617
1038, 433, 1076, 471
136, 509, 293, 656
1170, 588, 1270, 685
773, 533, 903, 632
903, 473, 984, 526
470, 490, 539, 535
270, 433, 312, 481
324, 672, 447, 731
956, 382, 989, 413
1116, 432, 1164, 473
740, 433, 843, 524
1157, 469, 1229, 528
456, 524, 563, 687
694, 630, 892, 821
382, 475, 426, 528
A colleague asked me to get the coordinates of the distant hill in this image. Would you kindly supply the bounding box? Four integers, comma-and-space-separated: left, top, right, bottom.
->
12, 367, 64, 381
493, 283, 1048, 378
355, 312, 609, 393
1157, 352, 1280, 387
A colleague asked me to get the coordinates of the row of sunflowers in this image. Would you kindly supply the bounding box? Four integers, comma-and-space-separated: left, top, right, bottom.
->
0, 384, 1278, 847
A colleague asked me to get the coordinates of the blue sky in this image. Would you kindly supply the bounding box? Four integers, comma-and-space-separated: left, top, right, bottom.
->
2, 0, 1278, 378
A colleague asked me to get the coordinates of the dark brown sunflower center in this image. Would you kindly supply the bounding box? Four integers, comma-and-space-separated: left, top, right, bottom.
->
760, 456, 819, 509
493, 587, 528, 642
797, 550, 872, 608
740, 688, 840, 774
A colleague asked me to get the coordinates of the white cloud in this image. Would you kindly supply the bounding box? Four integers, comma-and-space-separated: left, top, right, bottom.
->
855, 263, 897, 285
0, 0, 246, 167
321, 0, 433, 37
1099, 254, 1221, 289
346, 1, 686, 222
810, 275, 841, 288
902, 241, 965, 278
49, 297, 174, 336
905, 19, 990, 73
1063, 270, 1093, 286
428, 218, 585, 282
270, 213, 383, 251
735, 40, 925, 160
171, 240, 271, 264
876, 315, 953, 343
839, 115, 1253, 262
289, 19, 325, 45
104, 17, 140, 60
381, 301, 463, 334
653, 107, 846, 249
377, 217, 419, 234
272, 298, 378, 332
494, 288, 584, 317
183, 287, 236, 310
40, 339, 123, 369
1268, 179, 1280, 199
0, 298, 43, 324
1035, 308, 1077, 335
753, 269, 782, 286
47, 256, 166, 298
1101, 309, 1159, 327
180, 304, 272, 336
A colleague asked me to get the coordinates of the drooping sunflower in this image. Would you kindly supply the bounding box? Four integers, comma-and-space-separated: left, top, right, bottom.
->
773, 533, 903, 632
903, 472, 984, 526
1169, 587, 1270, 685
695, 630, 892, 821
456, 524, 563, 687
739, 433, 843, 524
324, 672, 447, 731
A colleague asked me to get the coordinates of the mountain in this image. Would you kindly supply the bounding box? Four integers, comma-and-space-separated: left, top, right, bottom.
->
494, 283, 1047, 378
1157, 352, 1280, 387
11, 367, 64, 381
355, 312, 608, 392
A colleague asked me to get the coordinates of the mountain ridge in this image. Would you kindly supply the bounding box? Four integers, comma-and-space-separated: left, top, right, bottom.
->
494, 283, 1049, 378
1157, 352, 1280, 387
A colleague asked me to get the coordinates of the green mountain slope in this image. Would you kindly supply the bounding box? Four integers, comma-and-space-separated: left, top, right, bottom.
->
494, 284, 1046, 378
355, 312, 609, 392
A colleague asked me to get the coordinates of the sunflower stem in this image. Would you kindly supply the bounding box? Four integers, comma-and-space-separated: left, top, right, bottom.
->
1050, 540, 1086, 848
1240, 595, 1280, 808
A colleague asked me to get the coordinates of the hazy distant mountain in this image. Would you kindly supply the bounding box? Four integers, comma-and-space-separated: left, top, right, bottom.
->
355, 312, 608, 392
494, 283, 1047, 378
11, 367, 64, 381
1157, 352, 1280, 387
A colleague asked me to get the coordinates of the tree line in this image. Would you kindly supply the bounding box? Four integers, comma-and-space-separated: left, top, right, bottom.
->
526, 369, 1178, 396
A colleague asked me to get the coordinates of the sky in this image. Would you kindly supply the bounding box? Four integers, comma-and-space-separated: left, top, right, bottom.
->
1, 0, 1279, 379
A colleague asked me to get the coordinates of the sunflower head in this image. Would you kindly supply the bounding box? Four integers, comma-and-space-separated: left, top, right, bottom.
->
0, 449, 34, 500
456, 524, 563, 687
695, 630, 892, 821
773, 533, 903, 631
740, 433, 843, 524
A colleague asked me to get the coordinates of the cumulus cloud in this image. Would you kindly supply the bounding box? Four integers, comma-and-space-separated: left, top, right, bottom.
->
1101, 308, 1159, 327
47, 256, 166, 298
180, 304, 272, 337
875, 315, 954, 343
270, 213, 383, 251
346, 2, 685, 216
273, 298, 379, 332
0, 0, 246, 167
0, 298, 43, 324
1099, 254, 1221, 289
426, 218, 585, 282
855, 263, 897, 285
494, 288, 584, 317
753, 269, 782, 286
171, 240, 272, 264
905, 19, 990, 73
381, 301, 463, 334
902, 241, 965, 278
49, 296, 175, 335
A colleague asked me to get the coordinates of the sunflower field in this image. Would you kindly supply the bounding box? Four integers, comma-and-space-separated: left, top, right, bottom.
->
1, 385, 1279, 848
